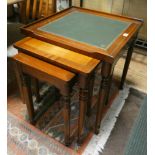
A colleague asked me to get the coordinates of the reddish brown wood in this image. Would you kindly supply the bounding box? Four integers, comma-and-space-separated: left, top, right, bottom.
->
87, 72, 95, 117
22, 73, 35, 124
20, 7, 142, 63
14, 62, 35, 124
13, 53, 76, 146
14, 37, 100, 75
17, 7, 143, 137
95, 62, 113, 134
78, 75, 88, 144
13, 61, 25, 103
119, 34, 137, 89
14, 38, 100, 143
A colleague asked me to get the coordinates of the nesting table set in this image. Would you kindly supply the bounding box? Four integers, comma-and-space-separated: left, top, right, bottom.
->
13, 7, 142, 146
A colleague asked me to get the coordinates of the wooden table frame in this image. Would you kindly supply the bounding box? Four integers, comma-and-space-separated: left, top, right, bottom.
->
14, 37, 100, 144
21, 7, 142, 62
19, 7, 143, 134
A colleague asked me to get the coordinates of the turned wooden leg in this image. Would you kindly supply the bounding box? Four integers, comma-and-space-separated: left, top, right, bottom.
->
33, 78, 41, 103
62, 95, 71, 146
87, 73, 95, 117
78, 75, 88, 144
120, 36, 137, 89
95, 62, 112, 134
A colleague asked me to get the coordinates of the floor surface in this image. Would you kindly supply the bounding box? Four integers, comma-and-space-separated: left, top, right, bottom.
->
101, 49, 147, 155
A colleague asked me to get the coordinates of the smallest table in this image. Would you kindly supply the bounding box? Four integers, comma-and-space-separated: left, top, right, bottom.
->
13, 52, 77, 145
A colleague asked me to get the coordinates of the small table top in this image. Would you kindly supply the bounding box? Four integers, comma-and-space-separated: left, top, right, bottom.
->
21, 7, 143, 63
14, 37, 100, 75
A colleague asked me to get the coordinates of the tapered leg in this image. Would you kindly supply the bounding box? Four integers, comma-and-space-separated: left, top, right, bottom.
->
62, 95, 71, 146
22, 74, 35, 124
95, 62, 113, 134
119, 36, 137, 89
87, 73, 95, 117
14, 62, 25, 103
78, 75, 88, 144
14, 62, 35, 124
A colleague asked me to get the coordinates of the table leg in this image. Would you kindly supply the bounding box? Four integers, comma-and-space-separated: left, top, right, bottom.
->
87, 73, 95, 117
119, 37, 137, 89
105, 73, 113, 105
95, 62, 113, 134
14, 62, 26, 103
22, 74, 35, 124
78, 75, 88, 144
15, 62, 35, 124
62, 95, 71, 146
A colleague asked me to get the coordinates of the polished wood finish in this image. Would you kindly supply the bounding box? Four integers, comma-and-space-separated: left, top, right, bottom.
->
119, 35, 137, 89
21, 6, 142, 63
13, 61, 25, 102
13, 53, 75, 84
14, 61, 35, 123
22, 74, 35, 124
78, 74, 88, 144
17, 7, 142, 137
14, 37, 100, 144
95, 62, 114, 134
13, 53, 76, 145
87, 72, 95, 117
14, 37, 100, 75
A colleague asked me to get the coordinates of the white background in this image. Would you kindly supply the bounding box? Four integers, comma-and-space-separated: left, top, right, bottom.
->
0, 0, 154, 154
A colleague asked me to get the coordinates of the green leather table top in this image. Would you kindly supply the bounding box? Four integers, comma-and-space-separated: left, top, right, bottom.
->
39, 11, 131, 50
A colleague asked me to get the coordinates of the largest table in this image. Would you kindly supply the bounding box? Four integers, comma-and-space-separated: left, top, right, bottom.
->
21, 6, 143, 134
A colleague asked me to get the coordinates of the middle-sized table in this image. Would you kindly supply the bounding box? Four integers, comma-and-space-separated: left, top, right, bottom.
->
20, 6, 143, 135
